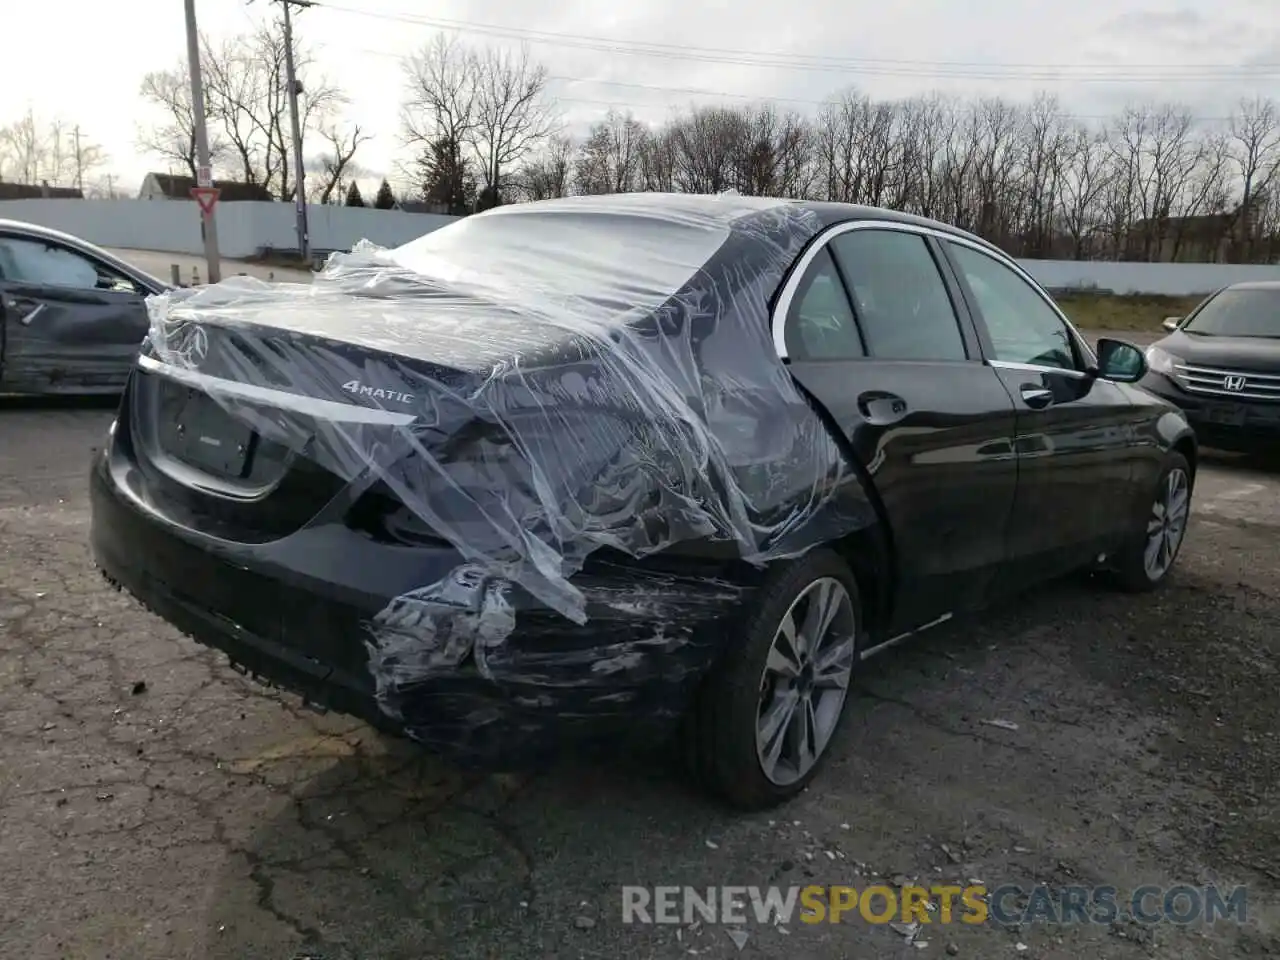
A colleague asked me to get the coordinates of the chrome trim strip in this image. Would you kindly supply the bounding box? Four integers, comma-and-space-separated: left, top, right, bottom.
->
771, 218, 1096, 368
1176, 362, 1280, 382
989, 359, 1088, 379
136, 354, 418, 426
1173, 362, 1280, 402
861, 612, 953, 661
1179, 385, 1279, 402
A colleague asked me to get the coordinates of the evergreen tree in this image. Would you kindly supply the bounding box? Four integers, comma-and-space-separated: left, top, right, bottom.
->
344, 181, 365, 207
416, 136, 476, 216
474, 183, 503, 213
374, 179, 396, 210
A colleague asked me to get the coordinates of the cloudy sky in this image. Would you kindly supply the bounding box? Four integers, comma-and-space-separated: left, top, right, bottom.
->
4, 0, 1279, 193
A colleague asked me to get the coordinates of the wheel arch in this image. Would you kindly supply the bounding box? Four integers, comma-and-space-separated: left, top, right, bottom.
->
829, 523, 893, 645
1172, 431, 1198, 487
786, 377, 900, 644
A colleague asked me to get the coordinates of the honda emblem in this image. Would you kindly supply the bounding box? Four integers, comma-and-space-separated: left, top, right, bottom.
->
1222, 374, 1247, 392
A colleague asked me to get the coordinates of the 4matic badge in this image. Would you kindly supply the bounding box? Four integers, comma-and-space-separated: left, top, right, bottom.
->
341, 380, 415, 404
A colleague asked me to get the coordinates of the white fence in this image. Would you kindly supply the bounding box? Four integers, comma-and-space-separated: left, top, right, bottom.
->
1016, 259, 1280, 297
0, 198, 454, 259
3, 198, 1279, 295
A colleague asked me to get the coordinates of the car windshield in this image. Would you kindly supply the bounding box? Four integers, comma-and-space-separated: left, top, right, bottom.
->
390, 207, 732, 314
1182, 288, 1280, 338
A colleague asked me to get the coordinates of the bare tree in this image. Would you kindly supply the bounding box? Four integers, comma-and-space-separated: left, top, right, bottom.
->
401, 38, 556, 209
668, 105, 750, 194
400, 34, 479, 212
513, 135, 574, 200
391, 69, 1280, 262
137, 52, 227, 178
309, 123, 372, 205
815, 89, 900, 206
0, 109, 106, 188
0, 110, 52, 183
638, 127, 677, 192
732, 104, 814, 198
1058, 125, 1115, 258
470, 45, 559, 206
402, 34, 479, 158
574, 110, 648, 195
1228, 97, 1280, 261
137, 23, 342, 197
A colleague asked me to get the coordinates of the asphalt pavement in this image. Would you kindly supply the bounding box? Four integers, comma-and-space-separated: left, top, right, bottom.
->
1, 394, 1278, 959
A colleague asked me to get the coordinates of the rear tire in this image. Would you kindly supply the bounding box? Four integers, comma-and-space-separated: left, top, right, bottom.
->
686, 549, 862, 810
1106, 452, 1192, 593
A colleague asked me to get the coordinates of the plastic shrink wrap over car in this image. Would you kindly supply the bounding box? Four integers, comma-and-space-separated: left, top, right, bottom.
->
140, 194, 857, 733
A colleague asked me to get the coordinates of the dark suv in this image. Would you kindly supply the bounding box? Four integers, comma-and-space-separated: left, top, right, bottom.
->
1141, 281, 1280, 452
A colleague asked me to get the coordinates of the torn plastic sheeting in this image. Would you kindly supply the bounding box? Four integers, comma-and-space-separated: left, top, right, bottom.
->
141, 194, 853, 718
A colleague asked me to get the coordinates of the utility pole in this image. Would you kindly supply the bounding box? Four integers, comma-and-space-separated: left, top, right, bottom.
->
184, 0, 222, 283
73, 125, 83, 194
278, 0, 312, 261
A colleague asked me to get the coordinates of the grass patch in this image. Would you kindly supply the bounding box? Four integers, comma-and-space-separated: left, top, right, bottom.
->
244, 251, 316, 270
1052, 291, 1204, 333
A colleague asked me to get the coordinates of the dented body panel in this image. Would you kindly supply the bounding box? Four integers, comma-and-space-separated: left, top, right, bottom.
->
91, 438, 762, 762
0, 220, 167, 396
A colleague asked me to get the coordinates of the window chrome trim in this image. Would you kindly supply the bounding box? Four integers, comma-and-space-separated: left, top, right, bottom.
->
771, 218, 1096, 369
136, 354, 418, 426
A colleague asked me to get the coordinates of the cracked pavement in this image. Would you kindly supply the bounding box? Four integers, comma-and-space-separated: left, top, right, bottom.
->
1, 394, 1278, 960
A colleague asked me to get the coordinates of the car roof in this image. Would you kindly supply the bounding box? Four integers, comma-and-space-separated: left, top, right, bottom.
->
479, 193, 1005, 265
0, 217, 168, 290
1222, 280, 1280, 291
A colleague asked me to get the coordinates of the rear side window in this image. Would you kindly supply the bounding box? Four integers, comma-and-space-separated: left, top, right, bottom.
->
828, 230, 968, 362
783, 248, 865, 361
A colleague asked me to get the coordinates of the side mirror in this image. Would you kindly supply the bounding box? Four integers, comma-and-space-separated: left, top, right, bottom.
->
1162, 316, 1181, 332
1096, 337, 1148, 383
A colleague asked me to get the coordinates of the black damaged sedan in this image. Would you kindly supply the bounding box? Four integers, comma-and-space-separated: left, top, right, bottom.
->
91, 194, 1197, 809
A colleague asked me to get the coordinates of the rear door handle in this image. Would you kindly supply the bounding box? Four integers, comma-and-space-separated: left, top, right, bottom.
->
857, 390, 909, 426
1019, 384, 1053, 409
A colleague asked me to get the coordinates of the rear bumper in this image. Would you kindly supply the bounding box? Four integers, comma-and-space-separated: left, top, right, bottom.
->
1139, 374, 1280, 452
90, 449, 746, 766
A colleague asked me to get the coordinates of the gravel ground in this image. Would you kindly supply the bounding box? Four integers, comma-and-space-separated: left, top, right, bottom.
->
1, 396, 1277, 960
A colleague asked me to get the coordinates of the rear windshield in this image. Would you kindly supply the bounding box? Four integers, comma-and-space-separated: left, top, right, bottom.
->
390, 209, 732, 313
1183, 288, 1280, 338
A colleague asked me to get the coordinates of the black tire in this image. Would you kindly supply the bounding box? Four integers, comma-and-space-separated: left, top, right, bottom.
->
685, 548, 864, 810
1106, 451, 1193, 593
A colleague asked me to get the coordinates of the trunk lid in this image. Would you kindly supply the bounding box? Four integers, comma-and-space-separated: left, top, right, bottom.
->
122, 283, 636, 564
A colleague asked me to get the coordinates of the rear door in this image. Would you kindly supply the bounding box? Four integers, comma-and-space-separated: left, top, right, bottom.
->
777, 222, 1019, 635
0, 233, 151, 393
938, 238, 1140, 589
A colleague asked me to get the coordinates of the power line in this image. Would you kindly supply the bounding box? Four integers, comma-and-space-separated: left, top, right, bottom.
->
322, 42, 1240, 124
308, 1, 1280, 82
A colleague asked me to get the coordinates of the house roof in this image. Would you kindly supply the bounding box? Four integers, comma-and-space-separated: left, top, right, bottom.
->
145, 172, 274, 202
0, 181, 84, 200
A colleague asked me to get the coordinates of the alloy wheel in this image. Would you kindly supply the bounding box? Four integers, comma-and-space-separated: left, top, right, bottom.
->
755, 577, 857, 786
1143, 467, 1190, 581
